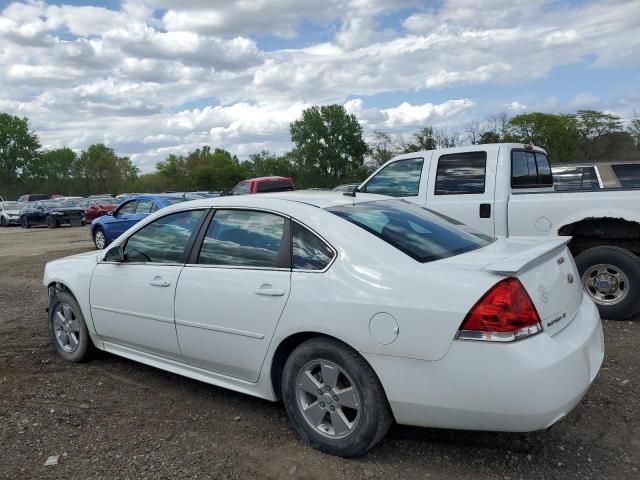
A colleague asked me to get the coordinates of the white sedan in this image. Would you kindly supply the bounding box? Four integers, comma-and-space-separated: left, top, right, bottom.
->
43, 192, 604, 457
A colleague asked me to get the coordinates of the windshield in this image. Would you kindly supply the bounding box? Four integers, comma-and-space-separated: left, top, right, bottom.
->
327, 199, 494, 263
43, 200, 81, 208
94, 198, 120, 206
2, 202, 21, 210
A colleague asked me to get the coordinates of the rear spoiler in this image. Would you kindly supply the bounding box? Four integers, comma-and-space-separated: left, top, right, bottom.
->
484, 237, 572, 276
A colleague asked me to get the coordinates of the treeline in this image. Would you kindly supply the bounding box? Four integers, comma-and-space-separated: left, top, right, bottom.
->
1, 106, 639, 199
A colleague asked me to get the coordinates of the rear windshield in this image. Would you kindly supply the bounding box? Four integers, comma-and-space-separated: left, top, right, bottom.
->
43, 200, 80, 208
327, 200, 494, 263
164, 198, 187, 206
611, 164, 640, 188
257, 180, 293, 193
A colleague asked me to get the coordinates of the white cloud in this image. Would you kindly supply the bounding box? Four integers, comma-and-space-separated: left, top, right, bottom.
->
0, 0, 637, 173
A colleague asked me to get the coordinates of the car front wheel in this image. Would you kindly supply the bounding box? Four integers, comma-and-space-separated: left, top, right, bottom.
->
20, 216, 30, 229
93, 227, 108, 249
282, 337, 392, 457
48, 290, 93, 362
0, 216, 6, 227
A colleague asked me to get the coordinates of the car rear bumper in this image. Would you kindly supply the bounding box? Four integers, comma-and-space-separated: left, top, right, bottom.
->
363, 293, 604, 432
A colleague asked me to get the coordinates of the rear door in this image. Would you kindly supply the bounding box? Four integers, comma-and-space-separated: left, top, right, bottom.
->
426, 149, 496, 235
175, 208, 291, 382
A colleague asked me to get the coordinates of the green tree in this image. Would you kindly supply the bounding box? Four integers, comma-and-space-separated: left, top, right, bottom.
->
156, 154, 189, 190
185, 146, 245, 190
77, 144, 139, 194
0, 113, 40, 184
574, 110, 624, 160
27, 147, 78, 181
506, 113, 579, 162
290, 104, 369, 181
248, 150, 298, 178
479, 131, 501, 144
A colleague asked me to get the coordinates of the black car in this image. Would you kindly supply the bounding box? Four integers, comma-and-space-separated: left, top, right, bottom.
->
20, 200, 86, 228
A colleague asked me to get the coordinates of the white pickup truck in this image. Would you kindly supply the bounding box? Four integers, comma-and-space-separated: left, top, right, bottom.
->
359, 143, 640, 320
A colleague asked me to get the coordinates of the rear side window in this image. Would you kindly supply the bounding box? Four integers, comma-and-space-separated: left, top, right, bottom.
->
257, 180, 294, 193
198, 210, 288, 268
363, 158, 423, 196
327, 200, 494, 263
136, 199, 155, 214
512, 150, 553, 188
435, 152, 486, 195
612, 164, 640, 188
117, 201, 137, 216
292, 223, 335, 271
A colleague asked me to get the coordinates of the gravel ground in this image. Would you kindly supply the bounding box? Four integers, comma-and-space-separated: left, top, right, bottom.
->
0, 226, 638, 479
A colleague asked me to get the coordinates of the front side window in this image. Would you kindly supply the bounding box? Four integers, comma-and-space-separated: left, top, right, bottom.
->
612, 164, 640, 188
198, 210, 288, 268
124, 210, 206, 263
136, 200, 154, 214
116, 201, 137, 216
363, 158, 423, 196
327, 200, 494, 263
292, 223, 335, 271
512, 150, 553, 188
435, 152, 486, 195
232, 182, 251, 195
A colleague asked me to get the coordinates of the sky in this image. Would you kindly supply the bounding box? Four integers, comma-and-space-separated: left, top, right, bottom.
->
0, 0, 639, 172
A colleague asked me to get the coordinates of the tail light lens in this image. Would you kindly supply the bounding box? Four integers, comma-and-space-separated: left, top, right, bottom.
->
457, 277, 542, 342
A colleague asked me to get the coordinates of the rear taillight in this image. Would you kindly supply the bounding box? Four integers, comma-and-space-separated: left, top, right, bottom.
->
457, 277, 542, 342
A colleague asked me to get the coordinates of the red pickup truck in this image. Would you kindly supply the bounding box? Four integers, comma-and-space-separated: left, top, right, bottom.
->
230, 176, 295, 195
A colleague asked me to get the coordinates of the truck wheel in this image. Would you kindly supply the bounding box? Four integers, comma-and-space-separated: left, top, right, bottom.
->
575, 246, 640, 320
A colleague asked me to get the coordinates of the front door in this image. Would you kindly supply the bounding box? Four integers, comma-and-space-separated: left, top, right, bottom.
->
90, 208, 208, 359
175, 209, 291, 382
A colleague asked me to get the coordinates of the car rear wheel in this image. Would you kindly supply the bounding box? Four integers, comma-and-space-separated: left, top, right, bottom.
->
93, 227, 108, 249
282, 337, 392, 457
20, 216, 30, 229
575, 245, 640, 320
49, 290, 93, 362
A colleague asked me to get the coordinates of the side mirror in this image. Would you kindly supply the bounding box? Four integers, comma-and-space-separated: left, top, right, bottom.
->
103, 245, 125, 262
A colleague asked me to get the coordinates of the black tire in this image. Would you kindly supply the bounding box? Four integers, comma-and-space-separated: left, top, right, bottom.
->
0, 216, 6, 227
93, 226, 108, 250
45, 215, 57, 228
48, 290, 93, 362
282, 337, 392, 457
575, 246, 640, 320
20, 216, 30, 229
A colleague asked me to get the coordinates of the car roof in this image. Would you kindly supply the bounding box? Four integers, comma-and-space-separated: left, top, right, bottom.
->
242, 176, 292, 182
168, 191, 389, 210
127, 194, 186, 201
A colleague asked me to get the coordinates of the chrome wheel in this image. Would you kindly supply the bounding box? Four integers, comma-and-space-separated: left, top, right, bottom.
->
582, 263, 630, 306
94, 229, 106, 249
52, 303, 81, 353
295, 359, 361, 439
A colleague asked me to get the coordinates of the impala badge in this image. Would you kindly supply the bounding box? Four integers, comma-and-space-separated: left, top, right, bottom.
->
538, 285, 549, 303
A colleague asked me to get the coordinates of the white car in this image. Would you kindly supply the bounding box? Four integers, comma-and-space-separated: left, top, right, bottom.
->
0, 201, 23, 227
43, 192, 604, 457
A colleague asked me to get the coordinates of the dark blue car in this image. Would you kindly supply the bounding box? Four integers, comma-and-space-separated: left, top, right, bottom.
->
20, 200, 85, 229
91, 194, 187, 249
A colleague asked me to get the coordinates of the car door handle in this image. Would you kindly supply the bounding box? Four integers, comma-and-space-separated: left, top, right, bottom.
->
150, 277, 171, 287
254, 285, 285, 296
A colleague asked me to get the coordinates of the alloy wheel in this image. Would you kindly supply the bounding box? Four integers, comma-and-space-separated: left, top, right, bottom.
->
295, 359, 361, 439
94, 230, 106, 249
52, 303, 81, 353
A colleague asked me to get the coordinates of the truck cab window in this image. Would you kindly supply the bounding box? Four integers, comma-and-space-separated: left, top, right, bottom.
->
434, 152, 486, 195
362, 158, 423, 196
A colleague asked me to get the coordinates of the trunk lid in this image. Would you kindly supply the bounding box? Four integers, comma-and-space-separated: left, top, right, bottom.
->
439, 237, 584, 336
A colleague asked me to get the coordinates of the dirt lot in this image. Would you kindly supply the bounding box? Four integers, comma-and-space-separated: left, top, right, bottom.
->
0, 226, 638, 480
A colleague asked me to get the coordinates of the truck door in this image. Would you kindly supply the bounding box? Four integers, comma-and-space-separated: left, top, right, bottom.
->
425, 149, 496, 236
